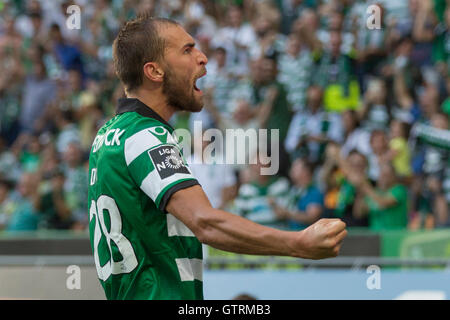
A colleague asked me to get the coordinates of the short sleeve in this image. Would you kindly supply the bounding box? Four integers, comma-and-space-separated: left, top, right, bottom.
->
124, 125, 199, 212
308, 188, 324, 206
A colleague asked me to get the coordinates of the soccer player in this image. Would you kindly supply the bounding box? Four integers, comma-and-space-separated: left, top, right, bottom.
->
88, 16, 347, 300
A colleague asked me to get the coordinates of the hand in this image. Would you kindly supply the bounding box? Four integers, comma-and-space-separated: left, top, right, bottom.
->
273, 206, 290, 220
293, 218, 347, 259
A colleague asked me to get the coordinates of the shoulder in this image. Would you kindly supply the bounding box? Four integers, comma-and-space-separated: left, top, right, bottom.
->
306, 186, 324, 201
91, 113, 175, 160
123, 116, 177, 166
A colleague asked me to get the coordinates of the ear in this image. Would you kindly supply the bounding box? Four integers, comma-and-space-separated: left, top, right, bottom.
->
143, 62, 165, 83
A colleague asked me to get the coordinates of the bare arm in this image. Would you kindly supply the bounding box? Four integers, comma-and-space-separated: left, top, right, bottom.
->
203, 88, 223, 128
352, 192, 369, 219
256, 86, 278, 128
361, 181, 397, 209
394, 70, 413, 109
413, 0, 436, 42
166, 185, 347, 260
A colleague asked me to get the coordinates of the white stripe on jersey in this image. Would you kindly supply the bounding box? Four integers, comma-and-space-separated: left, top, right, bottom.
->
175, 258, 203, 282
124, 128, 163, 165
167, 214, 195, 237
140, 170, 195, 203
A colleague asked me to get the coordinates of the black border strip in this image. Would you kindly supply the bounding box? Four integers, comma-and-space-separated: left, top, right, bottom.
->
159, 179, 200, 212
116, 98, 173, 129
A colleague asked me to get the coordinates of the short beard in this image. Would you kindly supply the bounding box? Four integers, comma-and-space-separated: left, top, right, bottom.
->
162, 67, 203, 112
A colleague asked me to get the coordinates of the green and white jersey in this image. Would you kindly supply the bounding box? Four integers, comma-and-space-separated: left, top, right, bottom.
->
88, 98, 203, 300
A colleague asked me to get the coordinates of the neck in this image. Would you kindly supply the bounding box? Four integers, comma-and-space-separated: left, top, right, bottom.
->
127, 88, 176, 122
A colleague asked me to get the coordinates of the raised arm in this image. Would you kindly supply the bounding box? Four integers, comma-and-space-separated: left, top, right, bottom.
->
166, 185, 347, 260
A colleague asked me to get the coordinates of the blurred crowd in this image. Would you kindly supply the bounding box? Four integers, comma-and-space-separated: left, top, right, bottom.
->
0, 0, 449, 232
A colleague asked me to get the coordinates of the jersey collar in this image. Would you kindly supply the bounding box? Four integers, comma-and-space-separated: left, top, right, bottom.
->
116, 98, 173, 129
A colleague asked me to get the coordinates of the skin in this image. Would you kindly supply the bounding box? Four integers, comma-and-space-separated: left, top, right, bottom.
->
352, 164, 399, 219
125, 23, 347, 260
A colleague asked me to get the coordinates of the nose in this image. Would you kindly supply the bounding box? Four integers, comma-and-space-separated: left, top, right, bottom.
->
197, 48, 208, 66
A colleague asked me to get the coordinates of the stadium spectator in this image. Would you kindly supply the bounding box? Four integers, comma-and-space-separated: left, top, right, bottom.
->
410, 112, 450, 227
6, 172, 40, 231
54, 109, 81, 154
277, 32, 314, 111
285, 85, 342, 164
330, 148, 369, 227
212, 5, 256, 78
387, 119, 412, 179
358, 78, 391, 131
196, 46, 236, 127
0, 179, 14, 229
353, 163, 408, 231
20, 59, 56, 134
367, 129, 390, 182
62, 142, 89, 229
354, 3, 388, 88
48, 23, 84, 77
34, 168, 73, 230
248, 2, 284, 61
233, 153, 290, 228
253, 55, 292, 144
279, 0, 312, 35
0, 137, 21, 183
314, 29, 360, 112
269, 158, 324, 230
340, 110, 370, 157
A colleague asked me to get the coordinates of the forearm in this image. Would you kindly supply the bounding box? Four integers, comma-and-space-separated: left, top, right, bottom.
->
195, 207, 297, 257
362, 184, 396, 209
353, 193, 368, 218
413, 9, 434, 42
167, 185, 347, 260
257, 102, 274, 128
393, 72, 412, 109
257, 88, 278, 127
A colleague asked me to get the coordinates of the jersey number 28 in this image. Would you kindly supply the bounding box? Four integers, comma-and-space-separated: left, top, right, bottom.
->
90, 195, 138, 281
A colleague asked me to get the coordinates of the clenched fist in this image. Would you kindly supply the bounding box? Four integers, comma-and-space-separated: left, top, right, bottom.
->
294, 219, 347, 260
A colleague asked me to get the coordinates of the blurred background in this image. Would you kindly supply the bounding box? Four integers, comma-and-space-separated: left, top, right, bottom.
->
0, 0, 450, 299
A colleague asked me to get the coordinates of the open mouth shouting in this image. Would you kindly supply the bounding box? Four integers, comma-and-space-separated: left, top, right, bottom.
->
193, 70, 207, 94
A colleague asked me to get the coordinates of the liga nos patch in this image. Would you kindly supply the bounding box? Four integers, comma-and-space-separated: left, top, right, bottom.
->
149, 145, 190, 179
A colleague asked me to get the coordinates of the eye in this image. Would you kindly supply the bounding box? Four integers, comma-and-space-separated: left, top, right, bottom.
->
184, 47, 192, 54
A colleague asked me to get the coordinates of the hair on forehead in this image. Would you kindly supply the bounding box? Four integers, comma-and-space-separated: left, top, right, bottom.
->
112, 15, 179, 92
